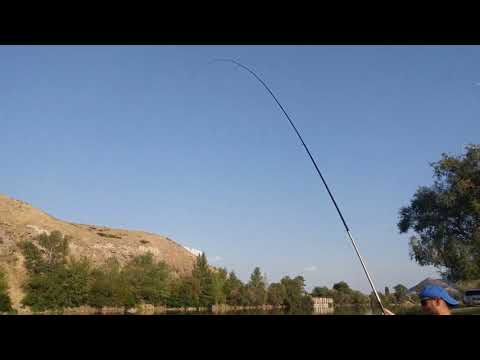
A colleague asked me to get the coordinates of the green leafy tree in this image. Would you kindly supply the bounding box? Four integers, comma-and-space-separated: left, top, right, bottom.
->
281, 276, 312, 313
350, 290, 370, 306
122, 253, 171, 306
211, 268, 228, 305
0, 268, 12, 312
267, 282, 286, 306
247, 267, 267, 306
224, 271, 244, 306
393, 284, 408, 303
20, 232, 92, 311
333, 281, 351, 293
311, 286, 332, 298
382, 286, 396, 306
61, 257, 91, 308
168, 276, 200, 308
331, 281, 352, 305
398, 144, 480, 281
238, 285, 250, 306
88, 258, 133, 308
20, 231, 69, 274
330, 281, 370, 306
191, 253, 214, 307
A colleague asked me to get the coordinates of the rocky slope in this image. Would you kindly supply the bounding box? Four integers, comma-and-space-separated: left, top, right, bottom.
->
0, 193, 198, 309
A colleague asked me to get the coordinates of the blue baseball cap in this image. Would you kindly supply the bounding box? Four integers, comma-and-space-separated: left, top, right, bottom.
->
419, 285, 459, 307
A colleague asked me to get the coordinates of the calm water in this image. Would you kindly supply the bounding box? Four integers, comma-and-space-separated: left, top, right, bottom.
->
165, 306, 480, 315
166, 306, 372, 315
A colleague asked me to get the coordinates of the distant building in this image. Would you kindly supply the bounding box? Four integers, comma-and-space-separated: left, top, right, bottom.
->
312, 297, 334, 312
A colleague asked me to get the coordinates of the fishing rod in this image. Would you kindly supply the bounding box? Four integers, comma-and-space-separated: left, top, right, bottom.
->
211, 59, 386, 315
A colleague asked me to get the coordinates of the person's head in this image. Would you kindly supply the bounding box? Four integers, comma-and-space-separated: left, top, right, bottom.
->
419, 285, 459, 315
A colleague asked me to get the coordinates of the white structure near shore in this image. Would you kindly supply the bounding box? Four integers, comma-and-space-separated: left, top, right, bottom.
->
312, 297, 334, 313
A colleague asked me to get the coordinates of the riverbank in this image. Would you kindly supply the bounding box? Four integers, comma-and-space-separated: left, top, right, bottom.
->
9, 303, 286, 315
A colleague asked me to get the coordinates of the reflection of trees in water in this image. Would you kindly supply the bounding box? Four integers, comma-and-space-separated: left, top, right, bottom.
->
167, 306, 384, 315
334, 305, 371, 315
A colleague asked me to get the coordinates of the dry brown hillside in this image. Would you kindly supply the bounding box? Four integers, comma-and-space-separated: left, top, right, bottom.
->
0, 193, 198, 310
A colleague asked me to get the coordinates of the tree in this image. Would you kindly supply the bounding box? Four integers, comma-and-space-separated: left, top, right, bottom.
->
121, 253, 171, 306
280, 276, 312, 313
211, 268, 228, 305
20, 230, 69, 274
398, 145, 480, 282
311, 286, 332, 298
167, 275, 200, 308
330, 281, 370, 306
20, 231, 92, 311
0, 268, 12, 312
88, 258, 134, 309
333, 281, 351, 293
60, 257, 91, 308
383, 286, 395, 306
191, 253, 214, 307
267, 283, 286, 306
247, 267, 267, 306
350, 290, 369, 306
224, 271, 244, 306
393, 284, 408, 303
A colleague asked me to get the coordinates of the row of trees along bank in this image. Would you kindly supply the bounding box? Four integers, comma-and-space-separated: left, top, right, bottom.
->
14, 231, 314, 313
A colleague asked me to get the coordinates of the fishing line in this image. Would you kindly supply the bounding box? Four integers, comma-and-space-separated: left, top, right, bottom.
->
210, 58, 386, 315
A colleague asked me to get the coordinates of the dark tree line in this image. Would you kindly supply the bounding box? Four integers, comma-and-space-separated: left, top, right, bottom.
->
17, 231, 313, 313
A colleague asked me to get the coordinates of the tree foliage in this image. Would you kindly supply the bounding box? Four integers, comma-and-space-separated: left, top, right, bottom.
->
398, 144, 480, 281
311, 286, 333, 298
267, 283, 286, 306
88, 258, 133, 308
224, 271, 245, 306
0, 267, 12, 312
122, 253, 171, 305
280, 276, 313, 313
247, 267, 268, 306
191, 253, 214, 307
20, 231, 90, 311
16, 231, 353, 313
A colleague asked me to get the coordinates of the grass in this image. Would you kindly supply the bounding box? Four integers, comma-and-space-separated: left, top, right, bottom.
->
452, 306, 480, 315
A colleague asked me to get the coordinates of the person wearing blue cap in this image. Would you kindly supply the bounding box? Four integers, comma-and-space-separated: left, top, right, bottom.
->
383, 284, 460, 315
418, 285, 459, 315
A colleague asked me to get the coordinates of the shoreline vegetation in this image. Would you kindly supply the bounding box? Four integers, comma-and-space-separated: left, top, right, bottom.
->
17, 304, 287, 315
1, 230, 470, 315
0, 231, 315, 315
2, 230, 418, 315
0, 229, 476, 315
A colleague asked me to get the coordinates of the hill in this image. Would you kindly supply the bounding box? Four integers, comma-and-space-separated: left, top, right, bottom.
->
408, 277, 461, 297
0, 193, 198, 310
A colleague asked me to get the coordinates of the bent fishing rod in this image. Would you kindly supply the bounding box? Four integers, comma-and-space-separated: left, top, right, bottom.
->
211, 59, 386, 315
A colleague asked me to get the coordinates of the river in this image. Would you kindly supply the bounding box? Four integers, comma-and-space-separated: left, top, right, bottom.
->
165, 305, 480, 315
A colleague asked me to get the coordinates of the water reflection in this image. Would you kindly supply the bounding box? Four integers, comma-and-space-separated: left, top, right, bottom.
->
312, 307, 334, 315
164, 305, 374, 315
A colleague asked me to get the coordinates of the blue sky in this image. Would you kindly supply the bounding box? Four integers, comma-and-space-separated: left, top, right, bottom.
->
1, 45, 479, 293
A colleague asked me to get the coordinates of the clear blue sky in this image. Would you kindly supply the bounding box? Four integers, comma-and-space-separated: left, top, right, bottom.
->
2, 45, 479, 293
